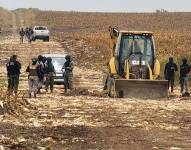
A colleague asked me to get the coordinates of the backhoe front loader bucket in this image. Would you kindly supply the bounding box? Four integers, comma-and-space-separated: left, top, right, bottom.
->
114, 79, 168, 99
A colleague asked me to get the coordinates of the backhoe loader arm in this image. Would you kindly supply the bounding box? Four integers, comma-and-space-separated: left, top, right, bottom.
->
109, 26, 119, 56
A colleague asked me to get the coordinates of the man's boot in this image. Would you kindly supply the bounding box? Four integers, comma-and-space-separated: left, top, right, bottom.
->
34, 93, 37, 98
37, 89, 41, 94
29, 93, 32, 98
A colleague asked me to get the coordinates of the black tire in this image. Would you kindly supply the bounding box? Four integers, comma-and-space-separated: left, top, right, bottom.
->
44, 37, 49, 42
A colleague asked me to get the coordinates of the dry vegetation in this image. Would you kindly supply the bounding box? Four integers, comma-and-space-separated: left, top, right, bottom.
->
1, 9, 191, 149
26, 11, 191, 72
0, 7, 12, 30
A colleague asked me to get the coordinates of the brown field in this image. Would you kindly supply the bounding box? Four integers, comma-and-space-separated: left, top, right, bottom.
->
0, 7, 12, 30
19, 10, 191, 71
0, 9, 191, 149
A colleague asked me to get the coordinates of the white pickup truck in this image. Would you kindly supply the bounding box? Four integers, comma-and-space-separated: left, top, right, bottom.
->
33, 26, 50, 42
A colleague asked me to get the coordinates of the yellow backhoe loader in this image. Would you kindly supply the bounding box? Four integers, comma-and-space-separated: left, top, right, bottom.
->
103, 27, 168, 99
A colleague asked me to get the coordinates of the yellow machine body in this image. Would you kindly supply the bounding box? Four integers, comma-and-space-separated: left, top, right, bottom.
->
105, 27, 168, 99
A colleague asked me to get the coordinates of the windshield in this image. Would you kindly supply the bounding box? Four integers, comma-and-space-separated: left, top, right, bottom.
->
120, 35, 154, 65
51, 57, 66, 72
35, 27, 47, 30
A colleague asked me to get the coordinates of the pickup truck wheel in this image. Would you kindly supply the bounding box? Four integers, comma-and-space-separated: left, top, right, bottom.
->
44, 37, 49, 42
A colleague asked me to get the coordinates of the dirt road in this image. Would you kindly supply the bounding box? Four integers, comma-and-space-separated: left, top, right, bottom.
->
1, 33, 191, 150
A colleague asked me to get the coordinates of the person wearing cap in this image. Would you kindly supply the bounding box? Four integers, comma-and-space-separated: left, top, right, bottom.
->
180, 58, 191, 96
26, 58, 39, 98
164, 57, 178, 93
62, 55, 74, 93
44, 57, 55, 93
6, 55, 21, 95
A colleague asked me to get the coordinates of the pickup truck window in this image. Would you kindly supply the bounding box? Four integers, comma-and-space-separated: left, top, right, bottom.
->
35, 27, 47, 30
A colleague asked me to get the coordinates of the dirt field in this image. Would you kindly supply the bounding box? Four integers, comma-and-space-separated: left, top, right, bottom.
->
0, 10, 191, 150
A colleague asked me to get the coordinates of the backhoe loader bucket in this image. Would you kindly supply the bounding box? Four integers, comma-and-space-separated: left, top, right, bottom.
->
114, 79, 168, 99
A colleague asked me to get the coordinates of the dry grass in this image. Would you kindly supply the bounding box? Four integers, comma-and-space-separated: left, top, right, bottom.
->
31, 11, 191, 67
0, 7, 12, 30
4, 9, 191, 72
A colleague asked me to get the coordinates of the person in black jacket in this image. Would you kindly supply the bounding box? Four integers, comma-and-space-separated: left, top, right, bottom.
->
6, 55, 21, 95
180, 58, 191, 96
164, 57, 178, 93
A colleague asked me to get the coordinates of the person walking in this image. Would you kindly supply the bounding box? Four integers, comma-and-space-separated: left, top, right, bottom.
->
180, 58, 191, 96
6, 55, 21, 95
19, 28, 25, 44
44, 57, 55, 93
164, 57, 178, 93
26, 58, 39, 98
62, 55, 74, 93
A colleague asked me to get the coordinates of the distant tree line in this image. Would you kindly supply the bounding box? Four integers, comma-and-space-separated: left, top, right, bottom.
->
156, 9, 168, 13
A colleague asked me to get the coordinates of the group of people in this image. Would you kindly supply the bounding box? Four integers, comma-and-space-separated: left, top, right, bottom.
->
6, 55, 74, 98
6, 54, 191, 98
164, 57, 191, 96
19, 27, 34, 44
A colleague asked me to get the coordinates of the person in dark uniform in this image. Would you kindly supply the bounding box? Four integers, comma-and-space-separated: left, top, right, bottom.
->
164, 57, 178, 93
6, 55, 21, 95
28, 27, 34, 43
180, 58, 191, 96
19, 28, 25, 44
44, 57, 55, 93
62, 55, 74, 93
6, 56, 13, 92
37, 55, 45, 93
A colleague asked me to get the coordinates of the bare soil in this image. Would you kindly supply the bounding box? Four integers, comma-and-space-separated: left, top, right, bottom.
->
1, 10, 191, 149
0, 33, 191, 150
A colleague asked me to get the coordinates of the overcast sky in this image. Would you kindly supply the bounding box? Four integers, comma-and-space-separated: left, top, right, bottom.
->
0, 0, 191, 12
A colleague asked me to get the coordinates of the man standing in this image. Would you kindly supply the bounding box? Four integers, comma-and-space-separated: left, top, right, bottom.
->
6, 55, 21, 95
180, 58, 191, 96
28, 27, 34, 43
26, 58, 39, 98
45, 57, 55, 93
164, 57, 178, 93
6, 56, 13, 92
62, 55, 74, 93
19, 28, 25, 44
37, 55, 45, 93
